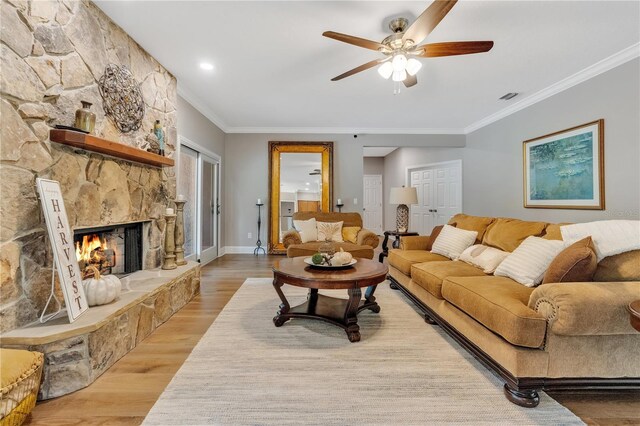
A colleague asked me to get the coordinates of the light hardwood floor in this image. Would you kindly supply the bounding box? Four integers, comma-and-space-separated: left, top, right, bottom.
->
27, 254, 639, 425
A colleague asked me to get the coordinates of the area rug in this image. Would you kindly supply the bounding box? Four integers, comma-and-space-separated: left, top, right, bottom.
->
143, 278, 583, 425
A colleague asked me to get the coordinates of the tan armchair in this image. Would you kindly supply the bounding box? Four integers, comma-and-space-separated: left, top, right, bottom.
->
282, 212, 379, 259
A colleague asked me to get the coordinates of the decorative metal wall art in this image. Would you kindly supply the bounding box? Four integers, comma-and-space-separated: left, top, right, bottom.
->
98, 64, 145, 133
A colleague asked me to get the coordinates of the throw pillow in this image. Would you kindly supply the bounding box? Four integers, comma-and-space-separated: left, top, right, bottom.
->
459, 244, 510, 274
293, 218, 317, 243
342, 226, 361, 244
426, 224, 454, 251
431, 224, 478, 260
317, 221, 344, 242
542, 237, 597, 284
494, 236, 565, 287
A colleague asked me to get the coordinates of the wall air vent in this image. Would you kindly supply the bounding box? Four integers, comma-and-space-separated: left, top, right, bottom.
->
499, 92, 519, 100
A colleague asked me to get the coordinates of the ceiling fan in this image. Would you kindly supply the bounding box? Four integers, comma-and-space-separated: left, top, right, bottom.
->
323, 0, 493, 90
309, 169, 321, 176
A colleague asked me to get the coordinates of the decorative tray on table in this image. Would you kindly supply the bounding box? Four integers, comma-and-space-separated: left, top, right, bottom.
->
303, 257, 357, 269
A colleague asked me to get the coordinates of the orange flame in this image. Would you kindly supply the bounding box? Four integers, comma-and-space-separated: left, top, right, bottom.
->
75, 235, 110, 262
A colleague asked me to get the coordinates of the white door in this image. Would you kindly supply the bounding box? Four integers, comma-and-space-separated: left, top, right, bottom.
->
363, 175, 383, 235
409, 161, 462, 235
178, 138, 221, 265
200, 155, 220, 264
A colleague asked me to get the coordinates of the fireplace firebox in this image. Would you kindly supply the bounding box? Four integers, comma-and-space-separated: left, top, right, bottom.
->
74, 222, 143, 279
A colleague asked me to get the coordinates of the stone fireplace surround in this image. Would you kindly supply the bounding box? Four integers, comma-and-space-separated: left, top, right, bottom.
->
0, 0, 202, 399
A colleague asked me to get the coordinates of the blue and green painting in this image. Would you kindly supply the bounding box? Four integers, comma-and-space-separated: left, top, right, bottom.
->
529, 131, 594, 200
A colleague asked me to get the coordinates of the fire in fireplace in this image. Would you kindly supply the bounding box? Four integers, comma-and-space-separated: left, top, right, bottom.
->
74, 223, 143, 279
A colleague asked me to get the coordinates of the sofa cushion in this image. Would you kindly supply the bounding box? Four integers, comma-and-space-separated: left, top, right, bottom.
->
482, 218, 548, 252
448, 214, 494, 243
388, 249, 448, 276
593, 250, 640, 281
542, 237, 597, 284
431, 225, 478, 260
287, 241, 373, 259
411, 261, 487, 299
442, 276, 547, 348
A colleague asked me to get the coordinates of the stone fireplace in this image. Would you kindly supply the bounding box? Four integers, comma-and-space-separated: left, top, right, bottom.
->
0, 0, 200, 399
74, 221, 145, 278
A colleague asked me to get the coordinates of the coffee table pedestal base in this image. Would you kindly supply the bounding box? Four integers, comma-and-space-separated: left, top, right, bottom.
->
273, 288, 379, 343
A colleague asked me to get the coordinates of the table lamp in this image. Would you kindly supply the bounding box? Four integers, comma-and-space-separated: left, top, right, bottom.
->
389, 186, 418, 233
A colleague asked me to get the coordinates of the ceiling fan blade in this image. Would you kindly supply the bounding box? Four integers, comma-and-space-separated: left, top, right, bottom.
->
403, 74, 418, 88
416, 41, 494, 57
331, 58, 388, 81
323, 31, 385, 51
402, 0, 458, 46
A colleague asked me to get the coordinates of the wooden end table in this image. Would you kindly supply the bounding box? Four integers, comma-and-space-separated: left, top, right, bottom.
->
628, 300, 640, 332
272, 257, 388, 342
378, 231, 419, 263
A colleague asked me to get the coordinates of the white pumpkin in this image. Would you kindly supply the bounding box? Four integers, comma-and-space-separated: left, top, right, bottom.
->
331, 248, 353, 266
82, 266, 122, 306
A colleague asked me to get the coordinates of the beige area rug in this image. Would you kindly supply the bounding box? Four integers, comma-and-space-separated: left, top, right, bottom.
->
144, 279, 583, 425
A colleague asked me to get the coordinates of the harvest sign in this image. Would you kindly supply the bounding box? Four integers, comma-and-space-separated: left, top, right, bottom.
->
36, 178, 88, 322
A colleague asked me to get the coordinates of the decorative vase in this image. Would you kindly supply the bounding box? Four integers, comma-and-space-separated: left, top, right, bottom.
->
74, 101, 96, 133
174, 200, 187, 266
319, 239, 335, 256
154, 120, 165, 156
162, 213, 177, 270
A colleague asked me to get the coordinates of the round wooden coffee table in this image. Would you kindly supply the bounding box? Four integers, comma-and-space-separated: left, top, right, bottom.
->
628, 300, 640, 332
272, 257, 388, 342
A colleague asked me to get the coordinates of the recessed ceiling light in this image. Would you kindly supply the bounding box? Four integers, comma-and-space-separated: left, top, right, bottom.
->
305, 182, 310, 185
200, 62, 214, 71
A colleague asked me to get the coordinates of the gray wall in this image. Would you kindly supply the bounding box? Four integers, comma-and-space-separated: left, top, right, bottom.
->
177, 95, 227, 247
463, 58, 640, 222
382, 147, 464, 231
363, 157, 385, 175
224, 134, 464, 247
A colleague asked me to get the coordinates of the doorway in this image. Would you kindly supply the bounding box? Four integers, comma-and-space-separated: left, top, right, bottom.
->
177, 137, 221, 264
407, 160, 462, 236
363, 174, 383, 235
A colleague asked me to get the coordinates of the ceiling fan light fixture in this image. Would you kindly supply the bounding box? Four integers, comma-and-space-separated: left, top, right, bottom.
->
392, 69, 407, 82
378, 61, 393, 79
406, 58, 422, 76
392, 54, 408, 72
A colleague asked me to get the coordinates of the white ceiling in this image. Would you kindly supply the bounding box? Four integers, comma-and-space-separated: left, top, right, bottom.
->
96, 1, 640, 134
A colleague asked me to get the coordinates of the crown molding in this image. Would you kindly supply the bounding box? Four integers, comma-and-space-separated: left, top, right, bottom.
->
464, 43, 640, 134
177, 84, 229, 133
224, 126, 464, 135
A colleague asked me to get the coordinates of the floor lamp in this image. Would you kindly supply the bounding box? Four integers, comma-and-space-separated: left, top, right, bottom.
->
390, 186, 418, 233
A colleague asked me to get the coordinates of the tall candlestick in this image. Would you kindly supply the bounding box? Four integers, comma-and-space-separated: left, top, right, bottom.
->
174, 200, 187, 266
162, 213, 177, 270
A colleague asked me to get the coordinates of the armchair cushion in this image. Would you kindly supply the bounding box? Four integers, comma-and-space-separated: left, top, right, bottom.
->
287, 241, 373, 259
342, 226, 361, 244
317, 221, 343, 242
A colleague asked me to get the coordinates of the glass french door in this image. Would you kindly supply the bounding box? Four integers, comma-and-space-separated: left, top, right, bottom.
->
178, 143, 220, 264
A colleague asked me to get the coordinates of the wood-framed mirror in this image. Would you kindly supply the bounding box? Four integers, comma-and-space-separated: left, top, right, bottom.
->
268, 141, 333, 254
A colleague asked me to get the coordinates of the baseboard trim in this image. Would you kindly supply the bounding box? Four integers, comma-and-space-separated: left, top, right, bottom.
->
220, 246, 255, 255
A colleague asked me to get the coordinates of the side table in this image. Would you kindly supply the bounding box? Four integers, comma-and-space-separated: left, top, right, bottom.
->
378, 230, 419, 263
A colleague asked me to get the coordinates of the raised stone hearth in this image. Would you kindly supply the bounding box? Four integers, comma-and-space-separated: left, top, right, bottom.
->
0, 262, 200, 399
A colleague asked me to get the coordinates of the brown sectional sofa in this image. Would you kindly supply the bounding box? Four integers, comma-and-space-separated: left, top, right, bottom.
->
387, 213, 640, 407
282, 212, 379, 259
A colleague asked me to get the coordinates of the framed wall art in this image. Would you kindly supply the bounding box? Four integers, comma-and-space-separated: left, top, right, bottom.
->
523, 119, 604, 209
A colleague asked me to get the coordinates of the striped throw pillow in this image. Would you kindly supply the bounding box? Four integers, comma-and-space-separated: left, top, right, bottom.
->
494, 236, 566, 286
431, 224, 478, 260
